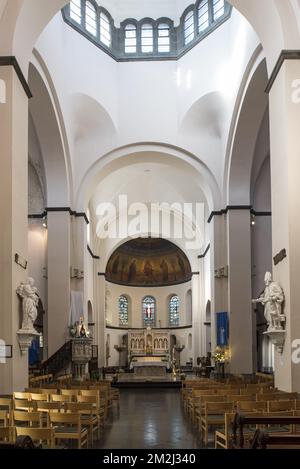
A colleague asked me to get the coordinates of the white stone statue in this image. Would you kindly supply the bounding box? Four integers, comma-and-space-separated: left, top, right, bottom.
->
252, 272, 285, 332
17, 277, 39, 332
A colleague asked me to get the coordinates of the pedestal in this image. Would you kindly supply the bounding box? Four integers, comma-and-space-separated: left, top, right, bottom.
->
17, 329, 40, 355
114, 345, 127, 367
264, 330, 285, 354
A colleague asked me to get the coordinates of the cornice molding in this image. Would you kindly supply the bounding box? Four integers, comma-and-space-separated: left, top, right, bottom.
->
87, 245, 100, 260
198, 244, 210, 259
265, 50, 300, 94
0, 56, 32, 98
29, 207, 89, 224
45, 207, 89, 224
105, 324, 192, 331
207, 206, 271, 223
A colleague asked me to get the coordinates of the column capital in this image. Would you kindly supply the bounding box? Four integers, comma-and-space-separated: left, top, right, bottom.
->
0, 56, 32, 98
266, 50, 300, 94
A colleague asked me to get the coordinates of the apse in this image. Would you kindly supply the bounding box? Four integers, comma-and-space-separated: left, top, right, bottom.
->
106, 238, 192, 287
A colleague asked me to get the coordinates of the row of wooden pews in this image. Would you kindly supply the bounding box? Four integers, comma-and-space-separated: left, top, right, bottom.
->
0, 380, 120, 449
182, 375, 300, 448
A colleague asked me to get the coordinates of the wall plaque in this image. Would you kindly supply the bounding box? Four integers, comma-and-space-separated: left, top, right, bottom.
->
273, 249, 287, 266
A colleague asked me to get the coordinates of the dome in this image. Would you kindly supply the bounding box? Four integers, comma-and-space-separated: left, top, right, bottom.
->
96, 0, 192, 26
106, 238, 192, 286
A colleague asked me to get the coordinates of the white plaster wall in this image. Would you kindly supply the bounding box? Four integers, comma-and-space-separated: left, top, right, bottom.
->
28, 161, 47, 308
28, 223, 47, 308
251, 157, 272, 298
105, 280, 192, 328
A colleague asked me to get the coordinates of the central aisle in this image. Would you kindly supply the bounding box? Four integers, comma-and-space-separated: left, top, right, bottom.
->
96, 389, 202, 449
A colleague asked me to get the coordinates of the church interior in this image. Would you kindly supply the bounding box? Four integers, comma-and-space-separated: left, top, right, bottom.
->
1, 0, 300, 451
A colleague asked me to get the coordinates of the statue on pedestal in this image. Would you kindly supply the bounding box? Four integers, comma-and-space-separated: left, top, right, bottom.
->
77, 317, 90, 338
16, 278, 40, 354
252, 272, 285, 332
17, 278, 39, 332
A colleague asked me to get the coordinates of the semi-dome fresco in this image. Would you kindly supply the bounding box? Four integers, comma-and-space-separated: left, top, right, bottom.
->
106, 238, 192, 286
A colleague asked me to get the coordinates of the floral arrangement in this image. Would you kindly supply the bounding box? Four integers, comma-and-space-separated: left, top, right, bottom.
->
68, 324, 77, 338
212, 346, 230, 363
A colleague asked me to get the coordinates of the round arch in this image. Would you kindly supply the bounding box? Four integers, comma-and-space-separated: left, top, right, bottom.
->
75, 143, 221, 213
225, 56, 269, 205
228, 0, 300, 72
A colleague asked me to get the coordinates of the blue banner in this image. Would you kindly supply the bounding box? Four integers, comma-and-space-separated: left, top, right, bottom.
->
29, 337, 40, 366
216, 312, 229, 346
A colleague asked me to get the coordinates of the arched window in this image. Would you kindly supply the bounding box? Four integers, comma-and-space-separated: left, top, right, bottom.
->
70, 0, 82, 24
188, 333, 192, 351
213, 0, 225, 21
125, 24, 137, 54
184, 10, 195, 45
141, 23, 153, 53
169, 295, 180, 326
85, 1, 97, 36
119, 295, 129, 326
143, 296, 156, 327
186, 289, 192, 325
100, 12, 111, 47
198, 0, 209, 33
158, 23, 170, 53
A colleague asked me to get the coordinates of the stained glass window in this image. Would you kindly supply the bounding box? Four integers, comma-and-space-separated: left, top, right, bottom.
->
198, 1, 209, 33
141, 23, 153, 53
213, 0, 225, 21
70, 0, 82, 24
125, 24, 137, 53
119, 295, 129, 326
143, 296, 156, 327
158, 23, 170, 53
169, 295, 179, 326
85, 1, 97, 36
184, 10, 195, 45
100, 12, 111, 47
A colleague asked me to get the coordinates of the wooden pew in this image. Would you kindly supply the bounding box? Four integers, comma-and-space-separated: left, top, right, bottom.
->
231, 412, 300, 448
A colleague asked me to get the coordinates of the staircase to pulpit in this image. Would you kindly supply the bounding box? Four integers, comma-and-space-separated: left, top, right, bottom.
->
39, 339, 98, 379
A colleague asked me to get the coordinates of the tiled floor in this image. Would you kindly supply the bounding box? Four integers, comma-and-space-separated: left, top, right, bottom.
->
95, 389, 203, 449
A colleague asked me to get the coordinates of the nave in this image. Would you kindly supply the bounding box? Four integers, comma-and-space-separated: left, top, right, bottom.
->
3, 372, 300, 450
96, 389, 201, 450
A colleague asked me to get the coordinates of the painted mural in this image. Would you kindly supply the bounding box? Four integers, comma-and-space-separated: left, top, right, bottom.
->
106, 238, 192, 287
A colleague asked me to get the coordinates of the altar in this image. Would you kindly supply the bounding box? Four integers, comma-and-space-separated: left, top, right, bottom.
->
130, 356, 170, 375
128, 328, 171, 376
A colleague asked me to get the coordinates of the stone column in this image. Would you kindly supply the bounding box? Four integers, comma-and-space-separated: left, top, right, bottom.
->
209, 214, 228, 354
227, 209, 253, 374
191, 273, 201, 365
269, 58, 300, 391
0, 63, 29, 393
47, 210, 71, 357
198, 256, 207, 357
71, 215, 88, 319
95, 273, 106, 368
